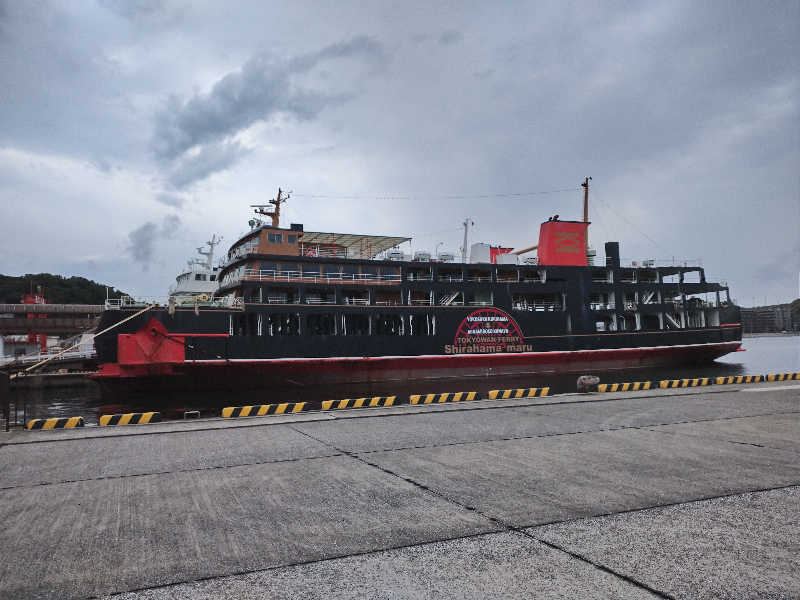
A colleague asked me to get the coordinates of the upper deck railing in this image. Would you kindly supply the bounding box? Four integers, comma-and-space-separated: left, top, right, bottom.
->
241, 269, 402, 285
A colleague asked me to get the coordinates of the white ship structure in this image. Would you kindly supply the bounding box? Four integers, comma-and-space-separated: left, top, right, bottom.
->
169, 235, 222, 301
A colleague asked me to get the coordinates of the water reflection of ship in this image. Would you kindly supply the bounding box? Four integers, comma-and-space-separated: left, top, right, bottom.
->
168, 234, 222, 300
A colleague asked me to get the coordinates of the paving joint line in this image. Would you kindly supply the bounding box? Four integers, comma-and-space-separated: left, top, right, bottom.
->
644, 427, 798, 453
519, 532, 676, 599
335, 409, 800, 456
516, 483, 800, 531
0, 451, 342, 492
287, 423, 676, 599
96, 529, 507, 599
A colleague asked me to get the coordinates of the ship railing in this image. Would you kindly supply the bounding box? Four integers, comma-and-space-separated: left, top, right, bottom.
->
438, 276, 464, 282
343, 298, 369, 305
104, 296, 158, 310
522, 276, 543, 283
512, 302, 562, 312
305, 298, 336, 305
497, 276, 519, 283
467, 276, 493, 282
298, 245, 348, 259
0, 349, 97, 367
590, 302, 615, 311
620, 259, 702, 268
468, 301, 493, 306
223, 246, 258, 266
406, 274, 434, 281
243, 269, 401, 284
669, 299, 715, 309
410, 299, 434, 305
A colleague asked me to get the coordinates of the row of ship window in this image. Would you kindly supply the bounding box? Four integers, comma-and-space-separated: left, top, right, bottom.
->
231, 313, 436, 336
236, 287, 565, 311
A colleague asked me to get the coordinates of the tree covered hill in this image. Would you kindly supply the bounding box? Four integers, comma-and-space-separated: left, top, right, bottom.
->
0, 273, 129, 305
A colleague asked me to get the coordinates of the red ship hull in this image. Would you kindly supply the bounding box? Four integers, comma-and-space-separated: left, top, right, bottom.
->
93, 340, 742, 394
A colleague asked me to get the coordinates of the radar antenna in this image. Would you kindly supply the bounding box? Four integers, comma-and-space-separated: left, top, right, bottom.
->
251, 187, 291, 228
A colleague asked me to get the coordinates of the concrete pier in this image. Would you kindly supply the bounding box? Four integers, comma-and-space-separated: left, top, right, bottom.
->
1, 381, 798, 599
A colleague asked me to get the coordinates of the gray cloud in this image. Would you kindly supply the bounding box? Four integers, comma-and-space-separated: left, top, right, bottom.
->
155, 193, 185, 208
127, 222, 159, 264
161, 214, 181, 236
439, 30, 462, 45
166, 140, 252, 188
127, 214, 182, 266
152, 35, 385, 166
99, 0, 182, 27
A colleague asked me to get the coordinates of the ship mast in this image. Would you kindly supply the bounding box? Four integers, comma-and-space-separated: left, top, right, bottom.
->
197, 234, 221, 269
252, 188, 290, 228
581, 176, 591, 252
461, 218, 474, 264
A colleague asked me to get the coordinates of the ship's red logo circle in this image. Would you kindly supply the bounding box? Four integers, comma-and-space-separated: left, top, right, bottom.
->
453, 308, 524, 350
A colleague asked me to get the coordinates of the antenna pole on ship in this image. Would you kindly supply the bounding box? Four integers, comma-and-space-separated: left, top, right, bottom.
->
252, 187, 291, 228
581, 176, 592, 251
461, 218, 473, 264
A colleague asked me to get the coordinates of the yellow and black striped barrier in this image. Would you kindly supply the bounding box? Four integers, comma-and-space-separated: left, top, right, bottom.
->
410, 391, 478, 405
597, 381, 654, 392
99, 412, 162, 426
715, 375, 764, 385
322, 396, 397, 410
221, 402, 307, 418
487, 387, 549, 400
26, 417, 84, 430
765, 372, 800, 382
659, 378, 713, 388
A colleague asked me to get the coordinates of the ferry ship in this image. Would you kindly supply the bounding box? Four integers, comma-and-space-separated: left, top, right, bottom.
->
93, 184, 742, 395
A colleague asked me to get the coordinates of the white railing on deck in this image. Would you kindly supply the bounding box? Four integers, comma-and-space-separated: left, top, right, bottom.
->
619, 259, 702, 268
590, 302, 615, 311
242, 269, 401, 284
299, 245, 348, 259
0, 349, 96, 367
512, 302, 562, 312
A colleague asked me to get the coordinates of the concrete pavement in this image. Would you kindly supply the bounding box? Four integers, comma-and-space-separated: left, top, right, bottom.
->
0, 382, 797, 599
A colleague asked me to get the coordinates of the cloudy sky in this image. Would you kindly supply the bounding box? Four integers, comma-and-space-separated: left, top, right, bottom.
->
1, 1, 797, 305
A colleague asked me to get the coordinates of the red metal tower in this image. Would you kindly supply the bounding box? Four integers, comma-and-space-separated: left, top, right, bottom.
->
21, 286, 47, 353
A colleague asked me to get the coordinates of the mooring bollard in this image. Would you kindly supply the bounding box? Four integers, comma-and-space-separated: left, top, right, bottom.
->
577, 375, 600, 393
1, 372, 9, 432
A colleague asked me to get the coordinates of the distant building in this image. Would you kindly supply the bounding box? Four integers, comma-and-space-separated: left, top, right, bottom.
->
740, 303, 796, 333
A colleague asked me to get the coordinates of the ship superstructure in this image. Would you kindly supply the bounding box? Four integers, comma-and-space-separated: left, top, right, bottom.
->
169, 235, 222, 300
93, 185, 742, 395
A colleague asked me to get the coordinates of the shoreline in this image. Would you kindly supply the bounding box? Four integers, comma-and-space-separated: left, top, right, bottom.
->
743, 332, 799, 338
